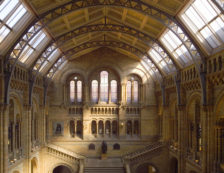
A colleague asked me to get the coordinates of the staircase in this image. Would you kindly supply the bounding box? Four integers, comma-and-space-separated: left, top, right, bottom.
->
84, 158, 125, 173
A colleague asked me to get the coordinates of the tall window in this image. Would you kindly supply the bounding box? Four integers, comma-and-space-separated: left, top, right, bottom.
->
70, 81, 75, 102
126, 81, 132, 103
100, 71, 108, 102
69, 77, 82, 103
126, 79, 140, 104
133, 81, 138, 103
77, 81, 82, 103
111, 80, 117, 103
91, 80, 98, 102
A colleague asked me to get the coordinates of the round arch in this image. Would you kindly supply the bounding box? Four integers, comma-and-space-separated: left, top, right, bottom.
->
50, 163, 74, 173
135, 162, 158, 173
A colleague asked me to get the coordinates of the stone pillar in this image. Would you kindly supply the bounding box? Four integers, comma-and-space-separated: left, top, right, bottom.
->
201, 105, 213, 173
162, 105, 170, 142
177, 105, 186, 173
23, 105, 32, 173
0, 104, 9, 173
121, 83, 126, 104
79, 159, 84, 173
124, 161, 131, 173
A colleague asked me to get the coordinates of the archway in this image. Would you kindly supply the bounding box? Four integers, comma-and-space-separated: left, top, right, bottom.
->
136, 163, 157, 173
53, 165, 72, 173
169, 157, 178, 173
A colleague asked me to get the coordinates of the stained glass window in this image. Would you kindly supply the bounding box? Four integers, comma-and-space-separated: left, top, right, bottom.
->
133, 81, 138, 103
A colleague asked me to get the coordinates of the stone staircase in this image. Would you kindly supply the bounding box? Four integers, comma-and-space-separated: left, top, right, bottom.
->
84, 158, 125, 173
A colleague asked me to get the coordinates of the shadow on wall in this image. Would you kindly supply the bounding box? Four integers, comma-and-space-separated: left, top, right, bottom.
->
53, 166, 72, 173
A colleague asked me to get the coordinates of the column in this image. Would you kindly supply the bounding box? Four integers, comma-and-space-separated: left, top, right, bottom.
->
177, 105, 186, 173
108, 81, 111, 103
121, 83, 126, 104
162, 105, 170, 142
124, 161, 131, 173
1, 104, 9, 173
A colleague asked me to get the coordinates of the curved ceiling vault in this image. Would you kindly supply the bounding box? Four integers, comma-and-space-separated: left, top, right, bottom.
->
2, 0, 224, 82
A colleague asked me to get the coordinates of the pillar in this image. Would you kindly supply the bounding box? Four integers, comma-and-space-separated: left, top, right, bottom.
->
0, 104, 9, 173
177, 105, 186, 173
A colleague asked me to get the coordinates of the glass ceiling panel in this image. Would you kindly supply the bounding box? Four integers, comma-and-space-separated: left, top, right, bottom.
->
148, 43, 176, 73
18, 30, 48, 63
181, 0, 224, 53
0, 0, 27, 44
160, 30, 192, 66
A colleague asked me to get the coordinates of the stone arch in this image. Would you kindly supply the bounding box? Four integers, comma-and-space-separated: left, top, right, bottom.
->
52, 164, 73, 173
135, 162, 158, 173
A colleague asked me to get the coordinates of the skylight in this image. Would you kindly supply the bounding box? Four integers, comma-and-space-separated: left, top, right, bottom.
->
148, 44, 176, 73
181, 0, 224, 52
0, 0, 27, 43
160, 29, 192, 66
18, 30, 47, 63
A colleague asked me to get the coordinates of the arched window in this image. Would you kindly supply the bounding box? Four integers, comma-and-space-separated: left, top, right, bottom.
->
70, 81, 75, 102
133, 81, 138, 103
100, 71, 108, 102
70, 120, 75, 137
126, 81, 132, 103
15, 114, 21, 150
91, 121, 97, 134
91, 80, 98, 102
77, 80, 82, 103
105, 121, 111, 135
89, 143, 95, 150
69, 76, 83, 103
98, 120, 104, 135
111, 80, 117, 103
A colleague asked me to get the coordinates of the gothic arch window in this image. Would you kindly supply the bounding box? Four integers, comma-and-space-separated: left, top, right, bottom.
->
69, 75, 83, 104
91, 80, 98, 103
100, 71, 109, 102
111, 80, 117, 103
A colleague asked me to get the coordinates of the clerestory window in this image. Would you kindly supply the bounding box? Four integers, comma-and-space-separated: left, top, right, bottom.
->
69, 76, 83, 103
